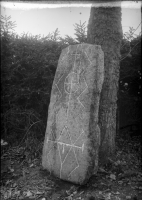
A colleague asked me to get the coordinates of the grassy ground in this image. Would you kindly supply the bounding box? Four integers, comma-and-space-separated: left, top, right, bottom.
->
1, 132, 142, 200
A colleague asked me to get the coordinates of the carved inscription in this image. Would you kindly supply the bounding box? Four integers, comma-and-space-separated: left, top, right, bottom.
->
42, 43, 104, 184
45, 44, 94, 180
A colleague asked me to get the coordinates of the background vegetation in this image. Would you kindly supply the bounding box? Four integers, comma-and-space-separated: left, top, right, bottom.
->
1, 15, 141, 161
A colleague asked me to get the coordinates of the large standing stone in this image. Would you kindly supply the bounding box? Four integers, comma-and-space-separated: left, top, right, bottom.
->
42, 43, 104, 185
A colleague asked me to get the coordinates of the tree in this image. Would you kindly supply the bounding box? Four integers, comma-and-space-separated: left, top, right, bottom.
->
73, 21, 87, 43
87, 4, 123, 165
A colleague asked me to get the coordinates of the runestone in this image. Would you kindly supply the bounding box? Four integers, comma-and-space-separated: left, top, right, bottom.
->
42, 43, 104, 185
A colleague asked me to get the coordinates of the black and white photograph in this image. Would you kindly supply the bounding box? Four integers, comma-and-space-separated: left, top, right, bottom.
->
1, 1, 141, 200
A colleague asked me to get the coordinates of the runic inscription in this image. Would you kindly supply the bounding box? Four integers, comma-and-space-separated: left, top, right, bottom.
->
47, 127, 85, 179
42, 43, 104, 185
64, 72, 79, 94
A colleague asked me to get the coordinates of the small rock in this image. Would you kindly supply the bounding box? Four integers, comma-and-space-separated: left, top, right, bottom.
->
110, 174, 116, 180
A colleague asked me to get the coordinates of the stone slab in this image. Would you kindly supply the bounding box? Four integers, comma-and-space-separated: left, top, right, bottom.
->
42, 43, 104, 185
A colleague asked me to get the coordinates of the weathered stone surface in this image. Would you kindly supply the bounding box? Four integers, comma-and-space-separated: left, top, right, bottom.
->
42, 43, 104, 185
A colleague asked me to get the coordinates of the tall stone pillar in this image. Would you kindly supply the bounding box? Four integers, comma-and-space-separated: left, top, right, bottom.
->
42, 43, 104, 185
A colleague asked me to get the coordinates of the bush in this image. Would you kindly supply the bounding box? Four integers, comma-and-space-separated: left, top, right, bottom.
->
1, 15, 141, 149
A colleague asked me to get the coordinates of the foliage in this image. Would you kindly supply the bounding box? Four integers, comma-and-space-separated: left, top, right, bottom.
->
120, 34, 141, 97
59, 35, 77, 45
1, 15, 16, 34
1, 16, 63, 149
1, 15, 141, 151
73, 21, 87, 43
0, 15, 78, 153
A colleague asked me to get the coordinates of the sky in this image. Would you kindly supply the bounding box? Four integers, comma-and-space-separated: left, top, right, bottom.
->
1, 1, 141, 39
